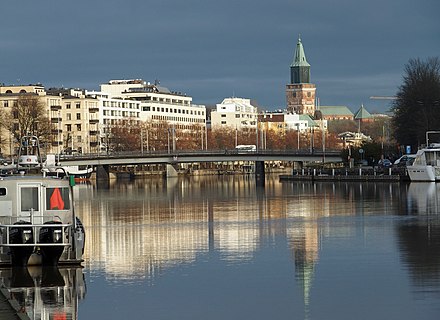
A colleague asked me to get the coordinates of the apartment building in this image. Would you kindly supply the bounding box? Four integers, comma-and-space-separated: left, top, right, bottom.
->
211, 97, 258, 130
0, 84, 63, 156
100, 79, 206, 130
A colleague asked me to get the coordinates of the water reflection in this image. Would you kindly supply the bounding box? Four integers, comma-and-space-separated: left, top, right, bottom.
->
0, 266, 86, 319
74, 177, 440, 318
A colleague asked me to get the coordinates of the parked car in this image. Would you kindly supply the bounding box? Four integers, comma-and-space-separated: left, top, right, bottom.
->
393, 154, 416, 167
378, 159, 392, 168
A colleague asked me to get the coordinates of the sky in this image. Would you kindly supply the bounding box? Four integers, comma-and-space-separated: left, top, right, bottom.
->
0, 0, 439, 113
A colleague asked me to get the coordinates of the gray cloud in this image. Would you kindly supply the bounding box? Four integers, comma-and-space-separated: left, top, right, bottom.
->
1, 0, 439, 112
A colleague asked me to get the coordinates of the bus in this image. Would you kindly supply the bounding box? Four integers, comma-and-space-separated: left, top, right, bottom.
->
235, 145, 257, 152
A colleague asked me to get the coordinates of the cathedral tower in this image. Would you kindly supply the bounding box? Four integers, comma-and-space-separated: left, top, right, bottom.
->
286, 37, 316, 115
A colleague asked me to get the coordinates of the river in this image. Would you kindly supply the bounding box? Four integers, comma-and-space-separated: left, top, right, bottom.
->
4, 175, 440, 319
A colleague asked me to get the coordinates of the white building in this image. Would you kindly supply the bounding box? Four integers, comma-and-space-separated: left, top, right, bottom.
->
211, 97, 258, 130
100, 80, 206, 130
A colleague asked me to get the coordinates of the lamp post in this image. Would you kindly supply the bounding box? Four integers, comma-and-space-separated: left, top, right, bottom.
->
296, 123, 300, 150
167, 128, 170, 154
146, 127, 149, 152
57, 111, 61, 164
172, 124, 176, 152
141, 129, 144, 154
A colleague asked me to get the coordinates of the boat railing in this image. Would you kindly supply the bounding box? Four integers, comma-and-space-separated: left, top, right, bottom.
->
0, 222, 72, 247
0, 213, 65, 225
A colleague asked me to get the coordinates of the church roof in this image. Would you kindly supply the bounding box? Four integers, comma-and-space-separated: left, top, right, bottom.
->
318, 106, 354, 116
290, 37, 310, 68
299, 114, 318, 127
354, 105, 372, 119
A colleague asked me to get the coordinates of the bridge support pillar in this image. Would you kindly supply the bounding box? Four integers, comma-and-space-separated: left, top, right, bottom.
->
166, 164, 179, 178
96, 165, 110, 180
255, 161, 265, 186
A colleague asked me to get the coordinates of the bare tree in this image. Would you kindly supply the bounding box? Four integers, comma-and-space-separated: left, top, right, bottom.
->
11, 95, 52, 142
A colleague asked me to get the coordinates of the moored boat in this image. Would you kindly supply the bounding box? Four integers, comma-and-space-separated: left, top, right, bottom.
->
0, 175, 85, 266
42, 154, 93, 181
0, 135, 85, 267
407, 131, 440, 182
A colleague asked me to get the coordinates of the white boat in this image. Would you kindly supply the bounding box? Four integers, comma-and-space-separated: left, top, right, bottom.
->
0, 175, 85, 266
43, 154, 93, 181
407, 140, 440, 182
0, 135, 85, 267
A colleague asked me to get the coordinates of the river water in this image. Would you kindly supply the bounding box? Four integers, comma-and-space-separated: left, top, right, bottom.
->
5, 175, 440, 319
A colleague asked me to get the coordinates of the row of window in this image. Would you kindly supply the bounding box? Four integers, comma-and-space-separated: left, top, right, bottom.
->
151, 115, 205, 123
220, 113, 256, 118
144, 96, 189, 106
102, 101, 140, 109
103, 110, 140, 117
143, 106, 204, 116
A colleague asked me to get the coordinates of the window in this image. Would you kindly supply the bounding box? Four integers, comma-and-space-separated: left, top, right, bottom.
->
66, 113, 71, 120
46, 187, 70, 210
3, 101, 8, 108
221, 114, 226, 117
66, 104, 71, 109
76, 113, 81, 120
21, 187, 39, 211
0, 188, 6, 196
76, 103, 81, 109
221, 121, 227, 124
66, 124, 72, 131
76, 124, 81, 131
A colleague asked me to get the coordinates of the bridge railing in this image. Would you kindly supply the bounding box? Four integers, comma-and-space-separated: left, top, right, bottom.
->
58, 148, 342, 160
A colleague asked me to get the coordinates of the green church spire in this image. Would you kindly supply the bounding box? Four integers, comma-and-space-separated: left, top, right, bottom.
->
290, 36, 311, 84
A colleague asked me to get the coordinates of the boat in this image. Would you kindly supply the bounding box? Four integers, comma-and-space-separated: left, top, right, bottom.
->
407, 131, 440, 181
0, 135, 85, 267
42, 154, 93, 181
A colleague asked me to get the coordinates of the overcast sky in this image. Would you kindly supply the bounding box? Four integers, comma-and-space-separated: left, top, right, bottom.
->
1, 0, 439, 113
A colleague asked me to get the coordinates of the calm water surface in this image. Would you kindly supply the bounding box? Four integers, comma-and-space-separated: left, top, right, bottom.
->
8, 176, 440, 319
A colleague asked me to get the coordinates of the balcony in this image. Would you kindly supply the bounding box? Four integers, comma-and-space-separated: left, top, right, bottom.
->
89, 106, 99, 113
51, 129, 62, 134
90, 141, 99, 147
51, 117, 61, 123
89, 118, 99, 124
89, 130, 98, 136
50, 105, 62, 111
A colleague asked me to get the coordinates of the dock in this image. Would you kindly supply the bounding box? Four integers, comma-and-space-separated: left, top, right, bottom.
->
280, 167, 408, 182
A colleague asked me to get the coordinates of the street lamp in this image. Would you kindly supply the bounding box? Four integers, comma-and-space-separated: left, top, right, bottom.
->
296, 123, 300, 150
167, 128, 170, 154
140, 129, 144, 154
57, 111, 61, 164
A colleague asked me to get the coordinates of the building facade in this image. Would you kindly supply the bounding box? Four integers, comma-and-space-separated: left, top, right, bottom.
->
211, 97, 258, 130
101, 80, 206, 131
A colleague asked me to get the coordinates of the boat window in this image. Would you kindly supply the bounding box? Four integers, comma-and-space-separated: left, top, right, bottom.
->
0, 188, 6, 196
46, 187, 71, 210
21, 187, 39, 211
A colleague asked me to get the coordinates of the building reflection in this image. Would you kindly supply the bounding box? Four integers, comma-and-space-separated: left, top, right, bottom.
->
74, 177, 440, 308
0, 267, 86, 319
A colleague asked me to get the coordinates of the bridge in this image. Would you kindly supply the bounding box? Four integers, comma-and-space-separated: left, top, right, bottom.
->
58, 149, 343, 180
